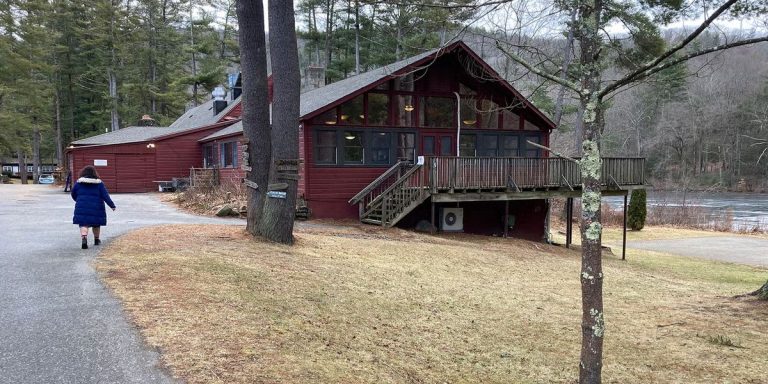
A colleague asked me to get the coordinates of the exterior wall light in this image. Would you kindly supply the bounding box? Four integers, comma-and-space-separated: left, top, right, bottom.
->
146, 143, 156, 149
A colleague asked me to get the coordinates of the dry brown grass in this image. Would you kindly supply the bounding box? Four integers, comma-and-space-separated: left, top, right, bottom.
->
96, 224, 768, 384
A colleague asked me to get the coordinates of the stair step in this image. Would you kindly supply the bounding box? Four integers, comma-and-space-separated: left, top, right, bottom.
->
361, 218, 383, 225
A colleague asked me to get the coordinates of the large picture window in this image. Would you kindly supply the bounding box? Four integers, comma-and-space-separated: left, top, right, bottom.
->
419, 96, 454, 128
314, 129, 417, 166
459, 133, 541, 158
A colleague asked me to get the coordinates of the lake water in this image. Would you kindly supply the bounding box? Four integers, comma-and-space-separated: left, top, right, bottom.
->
604, 191, 768, 230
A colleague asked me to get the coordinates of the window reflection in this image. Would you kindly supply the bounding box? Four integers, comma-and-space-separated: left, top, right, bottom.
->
343, 131, 364, 164
367, 93, 389, 125
340, 95, 364, 125
395, 95, 414, 127
419, 96, 454, 128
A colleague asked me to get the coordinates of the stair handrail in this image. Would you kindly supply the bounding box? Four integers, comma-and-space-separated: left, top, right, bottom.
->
348, 160, 410, 205
365, 163, 425, 209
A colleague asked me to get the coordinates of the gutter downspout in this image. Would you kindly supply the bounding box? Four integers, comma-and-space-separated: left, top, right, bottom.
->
453, 91, 461, 156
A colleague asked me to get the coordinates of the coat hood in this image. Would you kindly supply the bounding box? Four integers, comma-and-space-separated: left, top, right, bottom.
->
77, 177, 102, 184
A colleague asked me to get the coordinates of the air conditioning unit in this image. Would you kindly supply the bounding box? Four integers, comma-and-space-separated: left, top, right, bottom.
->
439, 207, 464, 232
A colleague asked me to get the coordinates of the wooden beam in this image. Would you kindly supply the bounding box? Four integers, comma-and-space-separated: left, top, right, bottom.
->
622, 193, 628, 261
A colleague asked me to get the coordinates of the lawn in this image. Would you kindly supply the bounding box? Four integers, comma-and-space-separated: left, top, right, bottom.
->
95, 223, 768, 383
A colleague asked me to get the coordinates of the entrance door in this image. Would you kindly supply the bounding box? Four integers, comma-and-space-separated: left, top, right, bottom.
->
420, 133, 455, 157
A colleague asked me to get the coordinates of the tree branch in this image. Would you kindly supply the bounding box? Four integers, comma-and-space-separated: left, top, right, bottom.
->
600, 0, 740, 97
495, 41, 582, 94
602, 36, 768, 98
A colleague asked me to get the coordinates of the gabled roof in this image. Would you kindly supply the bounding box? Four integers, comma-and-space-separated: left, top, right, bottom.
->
71, 126, 174, 146
299, 40, 556, 130
200, 121, 242, 141
168, 96, 241, 130
72, 96, 242, 147
299, 47, 440, 118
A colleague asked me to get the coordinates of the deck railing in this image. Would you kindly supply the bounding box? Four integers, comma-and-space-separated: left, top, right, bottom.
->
423, 156, 644, 191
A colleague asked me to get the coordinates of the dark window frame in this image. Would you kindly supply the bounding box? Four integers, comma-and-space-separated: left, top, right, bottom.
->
220, 141, 238, 168
313, 128, 418, 167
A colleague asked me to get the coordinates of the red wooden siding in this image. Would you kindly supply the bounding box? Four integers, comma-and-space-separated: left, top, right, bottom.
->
70, 142, 155, 192
70, 122, 237, 193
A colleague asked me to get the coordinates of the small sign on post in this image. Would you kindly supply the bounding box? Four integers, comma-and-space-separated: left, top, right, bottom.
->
266, 191, 287, 199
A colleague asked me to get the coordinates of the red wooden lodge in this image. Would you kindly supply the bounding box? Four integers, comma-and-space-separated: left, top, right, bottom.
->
68, 41, 645, 242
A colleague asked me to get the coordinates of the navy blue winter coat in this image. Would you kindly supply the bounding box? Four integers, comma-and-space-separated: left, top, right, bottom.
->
71, 177, 116, 227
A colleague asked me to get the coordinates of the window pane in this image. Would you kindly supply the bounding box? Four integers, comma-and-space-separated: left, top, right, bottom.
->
502, 108, 521, 130
419, 97, 454, 128
340, 95, 364, 125
393, 73, 415, 91
480, 99, 499, 129
459, 134, 476, 157
316, 131, 337, 164
316, 148, 336, 164
397, 133, 415, 162
316, 108, 338, 125
423, 136, 435, 156
367, 93, 389, 125
501, 135, 519, 157
395, 95, 414, 127
343, 131, 364, 164
524, 119, 540, 131
371, 132, 391, 164
478, 135, 498, 157
459, 82, 477, 96
461, 98, 476, 128
440, 136, 453, 156
525, 135, 541, 157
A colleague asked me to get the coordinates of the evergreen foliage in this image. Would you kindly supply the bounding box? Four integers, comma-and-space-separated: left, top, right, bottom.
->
0, 0, 238, 167
627, 189, 647, 230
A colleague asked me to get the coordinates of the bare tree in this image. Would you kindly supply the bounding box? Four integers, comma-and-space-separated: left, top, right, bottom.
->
485, 0, 768, 382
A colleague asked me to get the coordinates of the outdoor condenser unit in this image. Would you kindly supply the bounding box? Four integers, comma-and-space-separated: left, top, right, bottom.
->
439, 207, 464, 232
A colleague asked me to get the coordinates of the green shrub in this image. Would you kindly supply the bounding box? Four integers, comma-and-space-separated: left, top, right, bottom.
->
627, 189, 647, 231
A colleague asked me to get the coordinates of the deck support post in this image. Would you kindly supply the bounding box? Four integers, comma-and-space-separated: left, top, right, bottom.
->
431, 201, 436, 230
504, 200, 509, 238
565, 197, 573, 248
622, 193, 628, 260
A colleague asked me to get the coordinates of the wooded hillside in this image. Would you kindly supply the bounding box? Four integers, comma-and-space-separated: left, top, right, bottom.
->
1, 0, 765, 190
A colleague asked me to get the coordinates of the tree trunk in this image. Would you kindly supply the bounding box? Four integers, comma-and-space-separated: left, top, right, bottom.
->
354, 0, 360, 75
747, 280, 768, 300
577, 2, 605, 383
552, 8, 577, 128
236, 0, 271, 235
32, 127, 41, 184
55, 90, 64, 169
324, 0, 335, 84
17, 149, 28, 184
258, 0, 301, 244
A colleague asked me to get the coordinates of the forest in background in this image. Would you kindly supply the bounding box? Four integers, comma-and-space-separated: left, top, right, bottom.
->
1, 0, 766, 190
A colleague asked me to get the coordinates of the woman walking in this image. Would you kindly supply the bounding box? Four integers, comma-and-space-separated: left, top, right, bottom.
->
71, 166, 116, 249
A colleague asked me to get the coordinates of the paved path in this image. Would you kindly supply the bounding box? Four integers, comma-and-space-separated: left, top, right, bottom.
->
0, 184, 238, 383
626, 236, 768, 267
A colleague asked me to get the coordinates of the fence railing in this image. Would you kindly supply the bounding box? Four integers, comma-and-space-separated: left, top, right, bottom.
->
422, 156, 644, 191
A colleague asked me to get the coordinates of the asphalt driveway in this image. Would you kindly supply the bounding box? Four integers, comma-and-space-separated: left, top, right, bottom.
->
0, 184, 238, 383
626, 236, 768, 267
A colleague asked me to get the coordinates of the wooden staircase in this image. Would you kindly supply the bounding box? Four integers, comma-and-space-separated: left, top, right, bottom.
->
349, 161, 430, 227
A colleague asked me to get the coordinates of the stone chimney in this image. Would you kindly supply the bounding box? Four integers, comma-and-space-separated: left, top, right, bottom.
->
303, 66, 326, 92
137, 114, 158, 126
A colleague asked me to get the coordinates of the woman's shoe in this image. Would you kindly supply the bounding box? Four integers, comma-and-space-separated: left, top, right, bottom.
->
94, 238, 101, 246
81, 237, 88, 249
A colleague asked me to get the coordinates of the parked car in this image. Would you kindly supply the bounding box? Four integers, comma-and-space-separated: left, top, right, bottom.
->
39, 174, 55, 184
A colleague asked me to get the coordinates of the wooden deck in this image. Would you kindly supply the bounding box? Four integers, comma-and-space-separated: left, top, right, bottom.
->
350, 156, 646, 227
